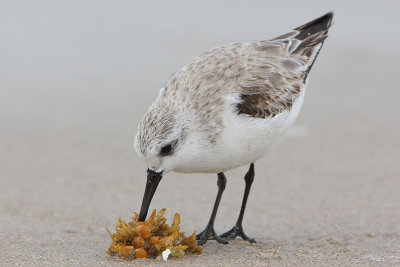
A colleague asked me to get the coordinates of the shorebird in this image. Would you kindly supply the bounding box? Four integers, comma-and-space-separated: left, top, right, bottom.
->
134, 12, 333, 245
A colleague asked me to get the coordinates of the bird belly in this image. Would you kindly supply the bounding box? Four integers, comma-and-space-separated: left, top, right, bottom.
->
213, 88, 306, 172
172, 89, 306, 174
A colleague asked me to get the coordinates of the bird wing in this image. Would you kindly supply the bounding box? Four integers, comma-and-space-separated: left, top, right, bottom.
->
236, 12, 333, 119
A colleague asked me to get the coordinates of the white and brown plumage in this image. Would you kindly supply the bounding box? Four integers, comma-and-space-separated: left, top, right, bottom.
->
134, 13, 333, 245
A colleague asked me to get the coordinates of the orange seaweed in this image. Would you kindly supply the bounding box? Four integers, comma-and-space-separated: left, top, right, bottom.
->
106, 209, 202, 259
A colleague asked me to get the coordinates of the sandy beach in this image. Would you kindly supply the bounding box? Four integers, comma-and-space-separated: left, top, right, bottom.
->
1, 1, 399, 266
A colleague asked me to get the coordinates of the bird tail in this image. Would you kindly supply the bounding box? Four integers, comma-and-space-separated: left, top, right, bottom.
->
292, 12, 334, 80
294, 12, 334, 42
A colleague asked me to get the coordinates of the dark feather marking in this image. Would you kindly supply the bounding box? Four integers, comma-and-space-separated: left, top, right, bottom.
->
237, 93, 294, 119
294, 12, 333, 41
293, 12, 333, 81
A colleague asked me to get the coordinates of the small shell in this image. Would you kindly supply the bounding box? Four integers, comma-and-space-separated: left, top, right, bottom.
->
162, 249, 171, 261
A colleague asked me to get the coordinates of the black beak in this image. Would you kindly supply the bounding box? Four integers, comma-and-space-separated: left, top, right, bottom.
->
138, 169, 163, 221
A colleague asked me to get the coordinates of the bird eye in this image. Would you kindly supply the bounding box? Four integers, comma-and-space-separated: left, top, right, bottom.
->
160, 143, 173, 156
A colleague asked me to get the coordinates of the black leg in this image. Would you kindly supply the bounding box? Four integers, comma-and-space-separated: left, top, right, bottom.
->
196, 172, 229, 245
220, 163, 256, 243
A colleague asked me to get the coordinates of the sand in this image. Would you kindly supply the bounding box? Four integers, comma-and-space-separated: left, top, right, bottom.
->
1, 1, 400, 266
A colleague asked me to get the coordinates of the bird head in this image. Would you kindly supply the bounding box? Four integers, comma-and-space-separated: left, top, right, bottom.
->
133, 90, 201, 221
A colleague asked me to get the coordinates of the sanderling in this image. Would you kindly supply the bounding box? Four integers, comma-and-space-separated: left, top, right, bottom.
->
134, 12, 333, 245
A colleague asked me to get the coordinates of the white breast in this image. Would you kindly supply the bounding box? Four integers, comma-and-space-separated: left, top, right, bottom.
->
171, 87, 306, 174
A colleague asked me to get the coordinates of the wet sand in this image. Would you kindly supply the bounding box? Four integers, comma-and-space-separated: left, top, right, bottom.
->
1, 1, 399, 266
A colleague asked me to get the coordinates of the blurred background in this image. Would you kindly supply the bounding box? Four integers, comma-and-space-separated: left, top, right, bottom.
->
1, 1, 399, 265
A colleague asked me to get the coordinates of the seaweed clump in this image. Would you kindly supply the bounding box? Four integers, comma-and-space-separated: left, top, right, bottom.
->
107, 209, 202, 260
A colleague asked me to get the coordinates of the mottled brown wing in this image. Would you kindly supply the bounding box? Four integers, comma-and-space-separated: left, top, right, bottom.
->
237, 89, 297, 119
237, 12, 333, 119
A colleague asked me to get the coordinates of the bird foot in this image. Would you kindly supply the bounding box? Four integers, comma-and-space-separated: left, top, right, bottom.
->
196, 226, 229, 245
220, 224, 256, 243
